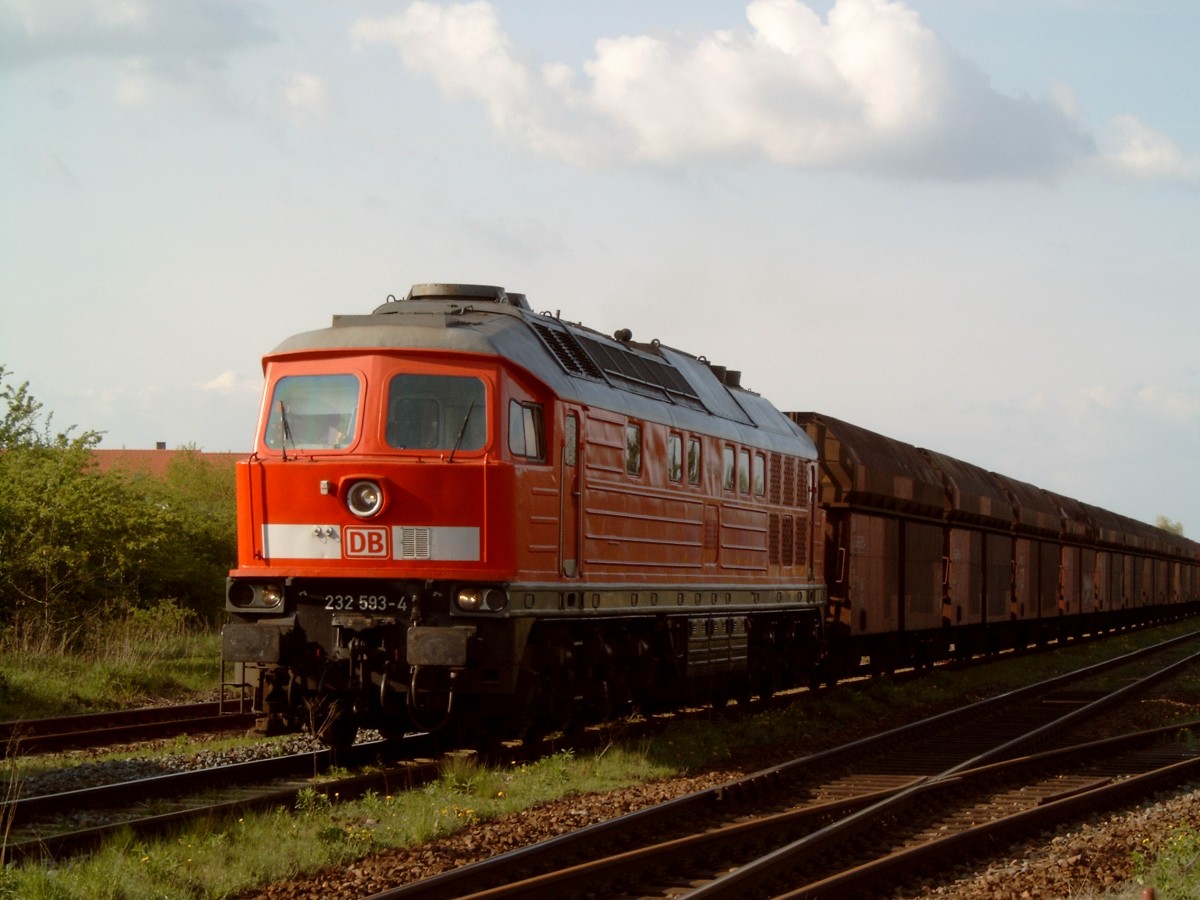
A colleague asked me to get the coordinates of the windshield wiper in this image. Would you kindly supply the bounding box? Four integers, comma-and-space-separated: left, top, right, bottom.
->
278, 400, 295, 461
448, 400, 475, 463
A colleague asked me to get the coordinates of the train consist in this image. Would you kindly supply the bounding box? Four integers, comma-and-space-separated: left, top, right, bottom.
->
222, 284, 1200, 746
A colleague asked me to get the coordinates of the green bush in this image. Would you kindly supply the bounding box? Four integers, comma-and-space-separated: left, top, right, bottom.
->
125, 448, 237, 622
0, 366, 236, 646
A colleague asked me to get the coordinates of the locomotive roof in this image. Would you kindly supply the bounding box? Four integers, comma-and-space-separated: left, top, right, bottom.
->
269, 284, 814, 457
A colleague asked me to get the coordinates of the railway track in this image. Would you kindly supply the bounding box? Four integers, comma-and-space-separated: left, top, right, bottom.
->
766, 733, 1200, 898
0, 630, 1136, 761
362, 629, 1200, 899
0, 737, 441, 862
0, 701, 258, 756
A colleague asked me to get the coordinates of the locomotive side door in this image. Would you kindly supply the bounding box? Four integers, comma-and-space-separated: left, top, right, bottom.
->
560, 408, 583, 577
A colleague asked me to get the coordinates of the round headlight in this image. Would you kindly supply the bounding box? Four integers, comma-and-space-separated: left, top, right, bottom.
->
455, 587, 508, 612
260, 584, 284, 608
346, 479, 384, 518
456, 588, 482, 611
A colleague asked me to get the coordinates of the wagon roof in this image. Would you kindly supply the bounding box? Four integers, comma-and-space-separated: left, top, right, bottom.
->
787, 412, 945, 517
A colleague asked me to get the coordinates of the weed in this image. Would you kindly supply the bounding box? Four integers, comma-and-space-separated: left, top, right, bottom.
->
1133, 824, 1200, 900
295, 787, 333, 816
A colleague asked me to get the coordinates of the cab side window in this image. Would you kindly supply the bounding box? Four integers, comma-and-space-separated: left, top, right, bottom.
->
668, 433, 683, 482
687, 437, 701, 485
509, 400, 545, 461
625, 423, 642, 476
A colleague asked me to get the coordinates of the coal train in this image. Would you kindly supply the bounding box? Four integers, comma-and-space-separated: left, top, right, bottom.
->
222, 284, 1200, 746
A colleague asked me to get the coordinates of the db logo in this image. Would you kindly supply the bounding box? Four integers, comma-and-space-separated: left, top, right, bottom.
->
343, 526, 390, 559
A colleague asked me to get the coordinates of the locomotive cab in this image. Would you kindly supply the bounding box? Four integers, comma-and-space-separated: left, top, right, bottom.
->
224, 286, 558, 744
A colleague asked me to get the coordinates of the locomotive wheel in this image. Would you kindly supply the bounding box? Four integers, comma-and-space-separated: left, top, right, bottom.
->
511, 666, 564, 747
752, 667, 776, 701
377, 720, 411, 743
735, 672, 753, 707
869, 650, 895, 679
808, 657, 831, 690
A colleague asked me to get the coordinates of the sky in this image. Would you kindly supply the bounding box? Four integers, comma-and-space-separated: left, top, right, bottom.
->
1, 0, 1197, 532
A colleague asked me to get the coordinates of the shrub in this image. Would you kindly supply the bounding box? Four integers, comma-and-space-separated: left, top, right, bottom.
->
0, 367, 236, 642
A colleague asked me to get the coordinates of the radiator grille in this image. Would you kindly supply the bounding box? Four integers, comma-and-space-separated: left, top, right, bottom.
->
398, 527, 431, 560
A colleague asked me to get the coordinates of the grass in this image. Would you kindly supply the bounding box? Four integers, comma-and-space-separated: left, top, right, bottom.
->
2, 619, 1200, 897
0, 601, 220, 721
1132, 825, 1200, 900
0, 747, 674, 899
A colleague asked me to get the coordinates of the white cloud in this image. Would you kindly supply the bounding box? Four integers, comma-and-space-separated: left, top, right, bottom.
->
0, 0, 274, 73
1136, 385, 1200, 424
280, 72, 333, 126
1035, 383, 1200, 428
352, 2, 528, 119
1063, 384, 1117, 420
113, 56, 152, 105
1095, 115, 1200, 185
197, 371, 259, 395
352, 0, 1097, 180
1012, 382, 1200, 476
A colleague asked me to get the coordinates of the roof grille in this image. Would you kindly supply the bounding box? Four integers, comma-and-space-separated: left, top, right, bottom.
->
531, 322, 606, 380
577, 334, 703, 407
532, 320, 705, 410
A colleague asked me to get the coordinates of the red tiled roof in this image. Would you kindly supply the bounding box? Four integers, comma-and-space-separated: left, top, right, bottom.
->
91, 449, 247, 478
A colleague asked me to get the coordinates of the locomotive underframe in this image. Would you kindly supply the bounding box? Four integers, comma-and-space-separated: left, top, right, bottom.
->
223, 576, 829, 746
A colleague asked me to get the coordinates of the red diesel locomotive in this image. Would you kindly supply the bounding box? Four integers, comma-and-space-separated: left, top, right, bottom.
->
222, 284, 827, 745
223, 283, 1200, 746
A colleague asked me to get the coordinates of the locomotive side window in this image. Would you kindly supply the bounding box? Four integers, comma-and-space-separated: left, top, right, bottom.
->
668, 433, 683, 482
722, 445, 735, 490
265, 374, 359, 450
625, 423, 642, 476
754, 452, 766, 497
738, 448, 751, 493
386, 374, 486, 451
688, 437, 701, 485
509, 400, 546, 461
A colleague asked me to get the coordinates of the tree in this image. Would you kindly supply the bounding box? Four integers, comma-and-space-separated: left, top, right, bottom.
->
135, 446, 237, 620
0, 368, 236, 641
0, 365, 100, 451
0, 367, 119, 636
1156, 516, 1185, 536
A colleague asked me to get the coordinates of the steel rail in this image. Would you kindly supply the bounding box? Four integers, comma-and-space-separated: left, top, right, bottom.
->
0, 702, 257, 756
1, 739, 438, 862
390, 723, 1200, 900
686, 642, 1200, 898
778, 749, 1200, 899
363, 630, 1200, 900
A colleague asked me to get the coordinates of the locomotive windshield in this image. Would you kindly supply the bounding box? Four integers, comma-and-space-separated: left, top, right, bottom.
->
264, 374, 360, 451
386, 374, 487, 451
